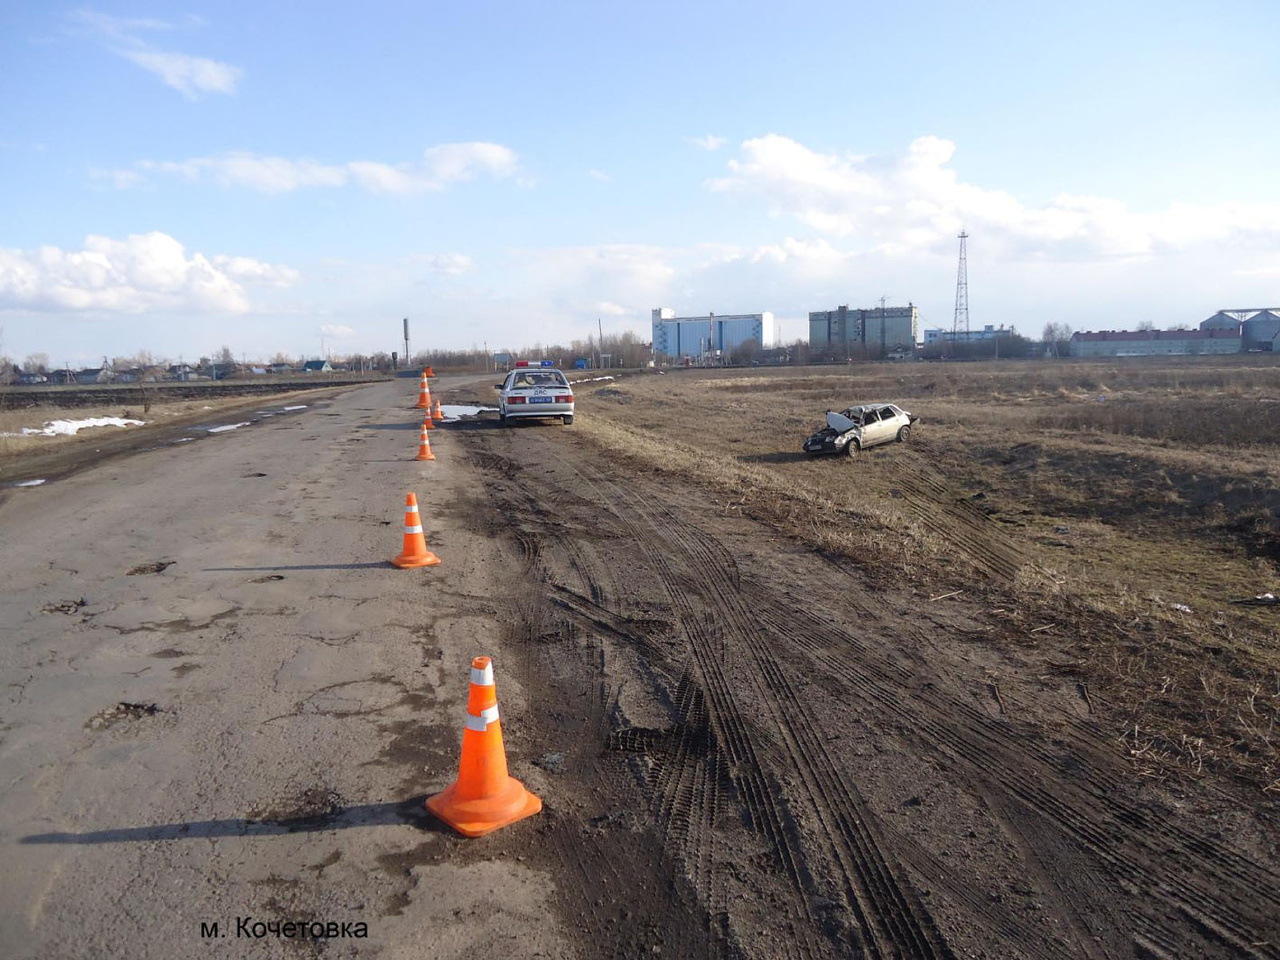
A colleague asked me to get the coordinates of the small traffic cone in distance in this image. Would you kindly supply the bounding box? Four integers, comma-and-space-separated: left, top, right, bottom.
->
426, 656, 542, 838
415, 424, 436, 461
415, 375, 430, 409
432, 397, 445, 423
391, 493, 440, 568
422, 403, 436, 429
423, 365, 436, 378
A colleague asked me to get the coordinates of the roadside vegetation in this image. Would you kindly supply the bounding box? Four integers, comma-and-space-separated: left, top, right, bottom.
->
565, 358, 1280, 796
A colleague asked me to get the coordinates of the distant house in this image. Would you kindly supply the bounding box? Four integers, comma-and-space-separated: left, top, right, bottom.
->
268, 362, 293, 375
168, 363, 198, 381
249, 366, 267, 375
18, 373, 48, 385
49, 369, 77, 384
302, 360, 333, 373
75, 368, 112, 384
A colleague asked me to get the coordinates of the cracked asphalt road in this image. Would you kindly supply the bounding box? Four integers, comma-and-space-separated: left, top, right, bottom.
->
0, 378, 565, 959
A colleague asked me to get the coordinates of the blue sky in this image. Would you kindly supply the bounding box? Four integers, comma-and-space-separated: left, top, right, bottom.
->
2, 1, 1278, 365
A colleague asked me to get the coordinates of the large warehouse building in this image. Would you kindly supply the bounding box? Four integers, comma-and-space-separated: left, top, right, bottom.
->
809, 304, 918, 359
1071, 328, 1242, 357
1071, 307, 1280, 357
651, 308, 774, 360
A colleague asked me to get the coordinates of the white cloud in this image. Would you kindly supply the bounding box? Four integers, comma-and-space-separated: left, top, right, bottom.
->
589, 169, 612, 182
691, 135, 726, 151
116, 142, 522, 194
596, 301, 629, 316
118, 49, 241, 97
0, 232, 295, 314
708, 134, 1280, 262
410, 253, 474, 275
211, 255, 300, 287
70, 8, 241, 98
320, 323, 355, 338
141, 154, 348, 192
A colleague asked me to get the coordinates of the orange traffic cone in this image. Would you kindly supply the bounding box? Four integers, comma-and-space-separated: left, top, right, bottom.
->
422, 406, 435, 430
414, 424, 436, 461
432, 397, 445, 423
426, 656, 542, 837
415, 375, 430, 409
390, 493, 440, 568
423, 365, 436, 378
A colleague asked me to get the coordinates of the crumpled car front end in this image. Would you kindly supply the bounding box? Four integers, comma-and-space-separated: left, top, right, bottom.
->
803, 410, 861, 455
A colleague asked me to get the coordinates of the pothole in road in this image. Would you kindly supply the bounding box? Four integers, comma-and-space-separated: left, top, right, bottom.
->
127, 560, 174, 576
249, 786, 347, 826
249, 574, 285, 583
42, 598, 86, 615
85, 701, 161, 729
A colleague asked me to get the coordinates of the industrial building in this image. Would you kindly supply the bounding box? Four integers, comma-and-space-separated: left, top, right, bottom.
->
922, 324, 1014, 345
651, 308, 774, 360
1200, 308, 1280, 351
1070, 328, 1241, 357
809, 304, 918, 359
1071, 307, 1280, 357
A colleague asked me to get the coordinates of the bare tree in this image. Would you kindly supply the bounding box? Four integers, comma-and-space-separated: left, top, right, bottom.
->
23, 352, 50, 373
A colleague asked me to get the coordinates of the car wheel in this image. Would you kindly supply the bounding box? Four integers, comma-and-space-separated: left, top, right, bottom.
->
844, 439, 858, 457
499, 411, 509, 426
562, 415, 574, 425
897, 425, 911, 442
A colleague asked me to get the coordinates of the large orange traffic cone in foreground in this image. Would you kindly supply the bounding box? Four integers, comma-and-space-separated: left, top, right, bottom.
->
415, 374, 430, 409
427, 656, 542, 837
414, 424, 436, 461
390, 493, 440, 568
432, 397, 445, 423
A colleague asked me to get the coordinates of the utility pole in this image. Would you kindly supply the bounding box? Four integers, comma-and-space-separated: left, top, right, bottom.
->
402, 318, 410, 369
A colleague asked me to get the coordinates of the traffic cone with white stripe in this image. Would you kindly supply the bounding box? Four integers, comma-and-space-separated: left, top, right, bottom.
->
415, 374, 430, 410
414, 423, 435, 461
432, 397, 444, 423
423, 365, 436, 378
390, 493, 440, 568
426, 656, 542, 837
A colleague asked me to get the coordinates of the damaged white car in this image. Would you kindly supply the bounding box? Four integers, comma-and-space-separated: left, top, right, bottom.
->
802, 403, 918, 457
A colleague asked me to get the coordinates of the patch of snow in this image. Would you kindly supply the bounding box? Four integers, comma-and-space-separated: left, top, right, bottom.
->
173, 437, 194, 443
21, 416, 146, 437
207, 421, 252, 434
282, 405, 308, 411
14, 478, 47, 487
570, 375, 616, 384
440, 404, 497, 420
1171, 603, 1192, 614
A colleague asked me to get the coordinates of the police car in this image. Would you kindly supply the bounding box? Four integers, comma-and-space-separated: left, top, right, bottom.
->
495, 360, 575, 425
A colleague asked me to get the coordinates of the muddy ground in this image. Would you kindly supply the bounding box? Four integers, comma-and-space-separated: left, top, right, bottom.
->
0, 375, 1276, 958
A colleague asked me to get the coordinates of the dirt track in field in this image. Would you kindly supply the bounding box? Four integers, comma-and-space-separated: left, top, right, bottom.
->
452, 405, 1279, 959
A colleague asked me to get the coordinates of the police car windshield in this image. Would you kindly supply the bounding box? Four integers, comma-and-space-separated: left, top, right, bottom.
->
513, 371, 567, 387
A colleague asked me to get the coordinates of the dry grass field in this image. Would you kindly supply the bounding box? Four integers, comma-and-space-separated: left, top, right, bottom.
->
569, 357, 1280, 794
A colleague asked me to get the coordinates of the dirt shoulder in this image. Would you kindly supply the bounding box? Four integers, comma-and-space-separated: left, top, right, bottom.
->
430, 373, 1278, 959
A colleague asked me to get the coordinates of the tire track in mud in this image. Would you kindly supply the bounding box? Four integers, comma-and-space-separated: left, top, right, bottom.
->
892, 468, 1026, 584
558, 453, 953, 959
459, 424, 1278, 960
747, 597, 1280, 959
467, 433, 723, 960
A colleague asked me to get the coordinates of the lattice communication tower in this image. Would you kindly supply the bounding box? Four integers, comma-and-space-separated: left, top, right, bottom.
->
953, 231, 970, 336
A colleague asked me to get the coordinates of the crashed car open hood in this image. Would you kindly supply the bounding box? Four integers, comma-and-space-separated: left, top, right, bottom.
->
825, 410, 858, 432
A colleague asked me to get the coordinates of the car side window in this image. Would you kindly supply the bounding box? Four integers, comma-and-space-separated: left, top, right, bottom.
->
863, 409, 880, 423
